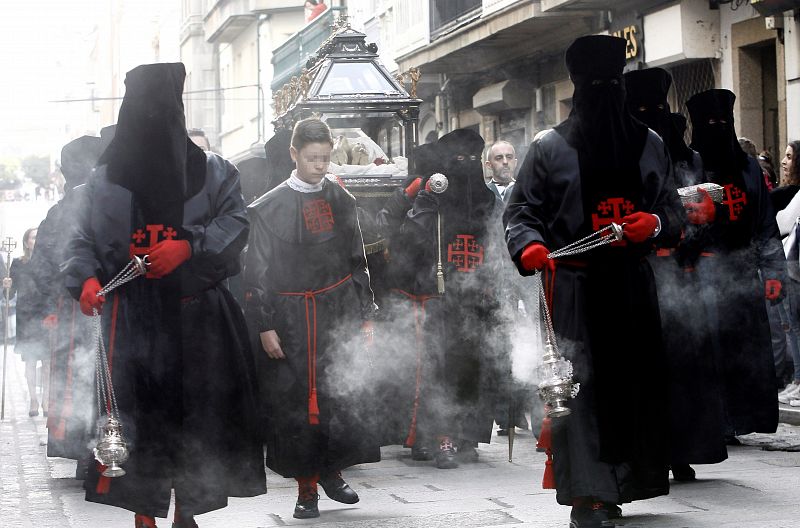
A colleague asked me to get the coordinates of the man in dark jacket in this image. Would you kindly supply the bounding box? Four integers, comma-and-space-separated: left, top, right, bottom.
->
504, 36, 683, 528
63, 63, 266, 528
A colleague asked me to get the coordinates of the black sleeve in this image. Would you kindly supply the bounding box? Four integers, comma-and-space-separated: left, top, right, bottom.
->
30, 208, 63, 315
376, 188, 413, 238
62, 180, 102, 301
242, 211, 277, 333
753, 168, 787, 283
183, 161, 249, 282
649, 139, 685, 248
503, 140, 548, 276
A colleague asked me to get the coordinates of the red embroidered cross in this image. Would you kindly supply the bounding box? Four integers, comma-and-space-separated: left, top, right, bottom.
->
129, 224, 179, 278
722, 184, 747, 221
592, 198, 635, 231
447, 234, 485, 272
303, 199, 335, 234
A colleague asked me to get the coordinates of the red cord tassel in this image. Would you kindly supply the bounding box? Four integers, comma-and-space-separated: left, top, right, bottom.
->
308, 389, 320, 425
537, 415, 552, 450
542, 449, 556, 489
96, 463, 111, 494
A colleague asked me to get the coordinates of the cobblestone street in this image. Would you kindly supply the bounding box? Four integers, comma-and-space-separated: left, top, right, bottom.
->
2, 353, 799, 527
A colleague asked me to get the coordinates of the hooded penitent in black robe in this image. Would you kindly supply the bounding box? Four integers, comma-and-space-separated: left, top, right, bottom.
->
32, 135, 101, 460
63, 63, 265, 518
624, 68, 728, 467
685, 89, 783, 437
505, 36, 683, 506
244, 176, 380, 478
373, 142, 447, 447
382, 130, 505, 451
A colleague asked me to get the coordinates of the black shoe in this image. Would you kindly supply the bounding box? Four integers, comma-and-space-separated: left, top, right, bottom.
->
411, 445, 432, 461
435, 437, 458, 469
171, 518, 198, 528
725, 436, 742, 446
569, 504, 614, 528
457, 442, 478, 462
319, 472, 359, 504
671, 464, 697, 481
603, 503, 622, 519
293, 493, 320, 519
497, 429, 509, 436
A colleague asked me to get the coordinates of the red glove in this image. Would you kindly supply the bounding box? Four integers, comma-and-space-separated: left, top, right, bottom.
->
42, 314, 58, 330
79, 277, 105, 316
765, 279, 782, 301
621, 212, 659, 243
520, 243, 555, 272
148, 239, 191, 278
685, 188, 716, 225
404, 178, 422, 199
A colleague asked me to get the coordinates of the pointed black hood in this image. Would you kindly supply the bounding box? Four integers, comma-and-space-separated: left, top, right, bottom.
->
61, 136, 101, 190
99, 63, 205, 214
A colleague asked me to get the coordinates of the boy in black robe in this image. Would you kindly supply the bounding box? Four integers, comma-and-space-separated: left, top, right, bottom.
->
504, 36, 683, 528
685, 89, 784, 440
244, 118, 379, 519
63, 63, 266, 528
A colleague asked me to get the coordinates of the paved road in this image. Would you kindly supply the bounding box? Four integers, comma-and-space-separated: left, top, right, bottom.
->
2, 353, 799, 528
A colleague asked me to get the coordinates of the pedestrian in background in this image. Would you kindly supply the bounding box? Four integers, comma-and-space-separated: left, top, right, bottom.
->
9, 227, 49, 417
775, 140, 800, 406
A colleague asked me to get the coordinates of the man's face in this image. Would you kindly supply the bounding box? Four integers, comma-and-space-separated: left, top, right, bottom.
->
290, 142, 332, 185
485, 143, 516, 184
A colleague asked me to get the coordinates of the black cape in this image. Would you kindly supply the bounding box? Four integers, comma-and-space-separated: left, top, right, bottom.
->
63, 153, 266, 517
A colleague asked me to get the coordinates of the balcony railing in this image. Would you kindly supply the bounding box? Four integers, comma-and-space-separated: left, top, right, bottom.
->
270, 6, 347, 92
429, 0, 482, 40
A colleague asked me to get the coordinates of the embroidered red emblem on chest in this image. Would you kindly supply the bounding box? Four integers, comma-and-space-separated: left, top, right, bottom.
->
592, 197, 634, 246
592, 198, 635, 230
722, 184, 747, 221
303, 199, 335, 234
447, 234, 484, 272
130, 224, 179, 278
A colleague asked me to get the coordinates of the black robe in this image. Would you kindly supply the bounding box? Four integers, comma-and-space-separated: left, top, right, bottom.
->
679, 156, 783, 436
385, 184, 506, 448
649, 151, 728, 466
9, 258, 47, 362
30, 187, 96, 459
505, 128, 682, 505
244, 178, 380, 478
63, 153, 266, 517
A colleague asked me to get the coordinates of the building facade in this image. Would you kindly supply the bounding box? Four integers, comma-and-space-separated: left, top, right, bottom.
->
348, 0, 799, 161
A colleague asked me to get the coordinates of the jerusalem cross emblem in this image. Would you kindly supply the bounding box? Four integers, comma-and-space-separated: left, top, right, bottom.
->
130, 224, 178, 278
722, 184, 747, 221
447, 234, 484, 272
303, 199, 335, 234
